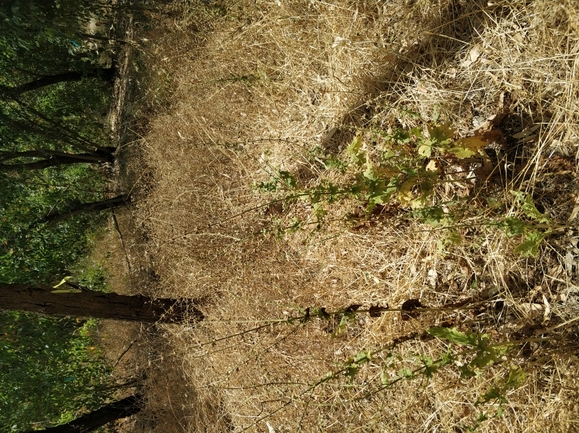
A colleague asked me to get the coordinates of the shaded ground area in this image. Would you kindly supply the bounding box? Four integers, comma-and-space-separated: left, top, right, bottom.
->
100, 1, 579, 432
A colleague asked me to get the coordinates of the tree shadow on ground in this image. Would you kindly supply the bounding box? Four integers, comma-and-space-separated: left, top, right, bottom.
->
324, 0, 508, 153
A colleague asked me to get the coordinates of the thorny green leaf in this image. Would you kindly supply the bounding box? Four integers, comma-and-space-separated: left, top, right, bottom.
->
428, 124, 455, 145
398, 368, 415, 379
476, 386, 506, 407
471, 344, 508, 369
347, 135, 365, 166
278, 170, 297, 189
428, 327, 477, 346
511, 191, 550, 223
505, 366, 526, 389
500, 217, 526, 236
514, 230, 549, 257
353, 350, 371, 364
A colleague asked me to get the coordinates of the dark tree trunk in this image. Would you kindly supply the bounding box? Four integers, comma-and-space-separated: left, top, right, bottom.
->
0, 150, 114, 171
0, 150, 113, 163
0, 284, 204, 323
0, 111, 112, 156
0, 67, 116, 96
22, 395, 143, 433
39, 195, 128, 225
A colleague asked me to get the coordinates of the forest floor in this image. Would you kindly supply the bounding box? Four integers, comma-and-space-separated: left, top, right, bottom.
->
98, 1, 579, 432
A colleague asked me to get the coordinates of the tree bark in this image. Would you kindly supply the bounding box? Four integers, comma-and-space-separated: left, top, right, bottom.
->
0, 284, 204, 324
0, 111, 112, 156
0, 67, 116, 96
22, 395, 143, 433
0, 150, 113, 163
39, 195, 128, 226
0, 150, 114, 171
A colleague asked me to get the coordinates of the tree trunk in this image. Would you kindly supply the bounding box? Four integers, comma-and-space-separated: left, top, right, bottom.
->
0, 67, 116, 96
0, 111, 112, 156
0, 150, 114, 171
0, 284, 204, 323
39, 195, 128, 225
22, 395, 143, 433
0, 150, 113, 163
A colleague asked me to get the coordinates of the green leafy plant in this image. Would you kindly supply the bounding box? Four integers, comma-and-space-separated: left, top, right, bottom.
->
427, 327, 527, 429
296, 322, 527, 431
0, 311, 113, 432
427, 327, 511, 378
496, 191, 552, 257
256, 123, 498, 225
257, 122, 555, 261
291, 306, 526, 429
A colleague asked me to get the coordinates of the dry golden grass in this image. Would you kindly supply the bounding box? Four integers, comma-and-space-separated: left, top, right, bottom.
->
110, 0, 579, 431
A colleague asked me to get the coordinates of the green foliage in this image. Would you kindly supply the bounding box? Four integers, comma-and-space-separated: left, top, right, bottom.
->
495, 191, 552, 257
0, 0, 115, 285
0, 1, 98, 58
253, 121, 557, 426
258, 122, 555, 259
74, 264, 111, 292
344, 350, 371, 382
428, 326, 478, 346
427, 327, 511, 377
0, 4, 122, 432
257, 123, 487, 227
0, 311, 113, 432
291, 305, 527, 430
0, 165, 108, 284
336, 324, 524, 423
426, 326, 527, 429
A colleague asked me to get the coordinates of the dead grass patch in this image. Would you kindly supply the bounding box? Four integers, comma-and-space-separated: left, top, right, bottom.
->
112, 0, 579, 431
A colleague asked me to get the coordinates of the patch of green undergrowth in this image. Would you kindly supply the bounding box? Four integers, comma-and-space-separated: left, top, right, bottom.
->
281, 305, 528, 430
496, 190, 552, 257
0, 312, 113, 432
257, 121, 553, 256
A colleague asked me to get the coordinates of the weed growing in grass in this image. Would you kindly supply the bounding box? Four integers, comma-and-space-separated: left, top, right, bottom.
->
259, 122, 487, 212
229, 302, 530, 432
496, 191, 553, 257
258, 121, 554, 256
251, 121, 557, 429
345, 321, 526, 429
